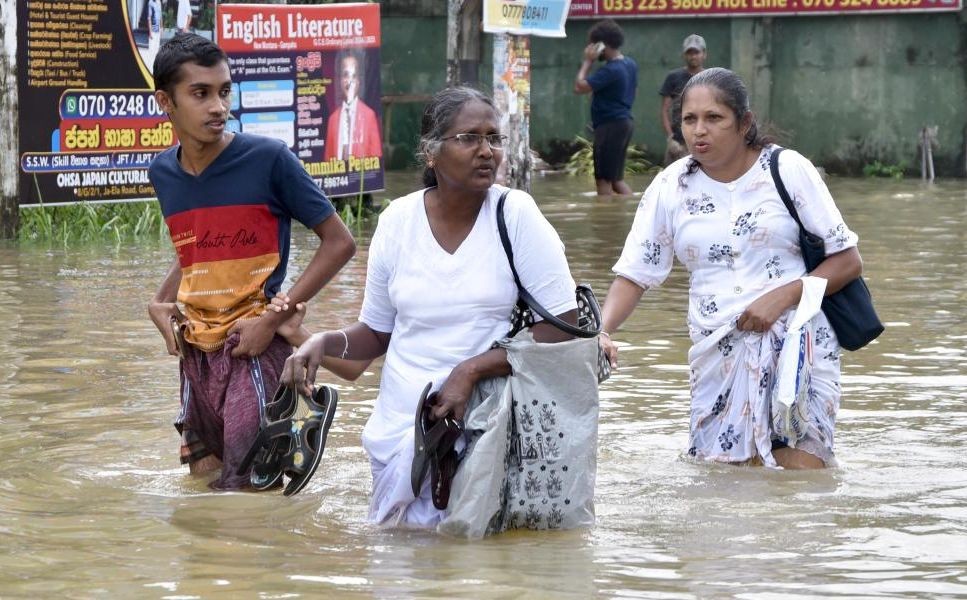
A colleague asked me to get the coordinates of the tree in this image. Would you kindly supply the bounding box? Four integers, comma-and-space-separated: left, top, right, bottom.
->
0, 0, 19, 238
446, 0, 481, 87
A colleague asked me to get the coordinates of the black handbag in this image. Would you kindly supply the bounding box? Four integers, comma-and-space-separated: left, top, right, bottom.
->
496, 190, 611, 382
770, 147, 884, 351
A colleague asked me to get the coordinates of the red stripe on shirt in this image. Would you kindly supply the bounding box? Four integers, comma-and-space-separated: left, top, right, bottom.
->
166, 204, 280, 267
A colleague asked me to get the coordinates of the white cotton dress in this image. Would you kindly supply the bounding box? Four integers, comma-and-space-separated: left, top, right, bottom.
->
359, 185, 577, 527
613, 147, 858, 466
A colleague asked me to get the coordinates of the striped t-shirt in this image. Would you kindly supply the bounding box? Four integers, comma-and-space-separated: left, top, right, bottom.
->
149, 133, 334, 351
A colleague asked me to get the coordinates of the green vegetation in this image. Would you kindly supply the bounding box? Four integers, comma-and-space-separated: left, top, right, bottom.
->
336, 160, 383, 229
862, 160, 906, 180
194, 1, 215, 31
336, 195, 382, 229
18, 198, 382, 245
565, 136, 658, 177
19, 202, 168, 245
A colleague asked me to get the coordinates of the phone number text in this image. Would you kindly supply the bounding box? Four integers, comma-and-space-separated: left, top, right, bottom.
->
599, 0, 922, 13
60, 91, 165, 119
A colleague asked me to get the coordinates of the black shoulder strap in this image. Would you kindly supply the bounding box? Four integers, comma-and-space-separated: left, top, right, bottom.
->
496, 190, 595, 338
768, 146, 808, 233
496, 190, 525, 291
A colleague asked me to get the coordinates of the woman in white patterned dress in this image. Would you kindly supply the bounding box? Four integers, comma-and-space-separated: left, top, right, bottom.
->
599, 68, 865, 469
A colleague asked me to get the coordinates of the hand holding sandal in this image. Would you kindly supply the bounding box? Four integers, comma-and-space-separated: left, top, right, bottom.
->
410, 382, 464, 510
237, 383, 339, 496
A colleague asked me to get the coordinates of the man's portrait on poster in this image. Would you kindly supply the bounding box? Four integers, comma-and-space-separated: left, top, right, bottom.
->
324, 48, 382, 161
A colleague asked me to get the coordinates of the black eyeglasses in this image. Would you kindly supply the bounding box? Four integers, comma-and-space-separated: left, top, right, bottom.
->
440, 133, 508, 150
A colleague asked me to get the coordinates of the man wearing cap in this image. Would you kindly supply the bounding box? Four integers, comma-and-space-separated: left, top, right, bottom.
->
659, 34, 707, 165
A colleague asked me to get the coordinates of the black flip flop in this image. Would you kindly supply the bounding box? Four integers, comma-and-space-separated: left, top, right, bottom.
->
410, 383, 463, 508
410, 383, 435, 498
430, 423, 462, 510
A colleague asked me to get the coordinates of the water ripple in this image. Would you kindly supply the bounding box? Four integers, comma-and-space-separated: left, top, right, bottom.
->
0, 174, 964, 596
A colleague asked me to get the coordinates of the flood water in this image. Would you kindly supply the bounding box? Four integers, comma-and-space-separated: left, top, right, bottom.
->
1, 171, 965, 598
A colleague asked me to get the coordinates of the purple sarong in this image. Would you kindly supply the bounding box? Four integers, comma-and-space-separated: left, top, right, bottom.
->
175, 332, 292, 490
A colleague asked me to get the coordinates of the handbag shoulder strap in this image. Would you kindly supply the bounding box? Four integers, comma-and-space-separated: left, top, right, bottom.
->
496, 190, 594, 338
768, 146, 808, 234
496, 190, 525, 291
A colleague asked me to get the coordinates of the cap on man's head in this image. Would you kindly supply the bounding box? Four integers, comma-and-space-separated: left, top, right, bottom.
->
682, 34, 706, 52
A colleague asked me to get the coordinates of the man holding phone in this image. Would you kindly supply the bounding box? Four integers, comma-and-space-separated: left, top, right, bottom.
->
573, 19, 638, 196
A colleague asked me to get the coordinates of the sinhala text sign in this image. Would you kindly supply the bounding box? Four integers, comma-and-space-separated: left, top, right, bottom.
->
568, 0, 960, 16
217, 3, 384, 198
18, 0, 175, 206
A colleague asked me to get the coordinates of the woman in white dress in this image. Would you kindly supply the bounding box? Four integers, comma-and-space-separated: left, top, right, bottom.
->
599, 68, 865, 469
281, 87, 578, 527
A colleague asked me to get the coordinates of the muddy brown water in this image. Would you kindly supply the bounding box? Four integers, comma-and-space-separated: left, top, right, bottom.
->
0, 172, 964, 598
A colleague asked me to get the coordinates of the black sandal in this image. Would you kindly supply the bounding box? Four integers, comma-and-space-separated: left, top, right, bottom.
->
410, 383, 463, 509
246, 384, 296, 490
237, 384, 339, 496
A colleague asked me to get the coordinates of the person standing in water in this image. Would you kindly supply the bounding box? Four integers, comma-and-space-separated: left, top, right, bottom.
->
600, 68, 865, 469
146, 33, 356, 489
659, 34, 707, 165
574, 19, 638, 196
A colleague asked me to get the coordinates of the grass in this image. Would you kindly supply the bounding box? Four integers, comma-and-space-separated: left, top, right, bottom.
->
565, 135, 658, 178
862, 160, 906, 180
18, 201, 169, 245
336, 160, 383, 228
19, 157, 381, 244
18, 196, 382, 245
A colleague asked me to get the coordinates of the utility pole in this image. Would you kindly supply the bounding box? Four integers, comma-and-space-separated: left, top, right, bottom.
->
446, 0, 482, 87
0, 0, 20, 239
478, 0, 568, 193
493, 33, 531, 192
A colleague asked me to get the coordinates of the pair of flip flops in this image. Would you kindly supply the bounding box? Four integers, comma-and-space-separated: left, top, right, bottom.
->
410, 383, 464, 510
237, 383, 338, 496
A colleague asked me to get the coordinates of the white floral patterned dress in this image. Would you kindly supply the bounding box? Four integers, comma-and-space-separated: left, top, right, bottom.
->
613, 147, 858, 466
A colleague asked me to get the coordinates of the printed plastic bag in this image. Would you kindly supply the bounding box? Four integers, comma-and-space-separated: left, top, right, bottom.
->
438, 331, 599, 539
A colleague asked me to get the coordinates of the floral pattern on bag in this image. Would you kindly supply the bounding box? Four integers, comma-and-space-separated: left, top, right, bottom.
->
502, 398, 575, 532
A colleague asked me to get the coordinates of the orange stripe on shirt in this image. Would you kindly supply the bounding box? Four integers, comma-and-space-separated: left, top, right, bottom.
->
166, 204, 282, 350
179, 253, 280, 350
